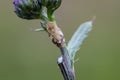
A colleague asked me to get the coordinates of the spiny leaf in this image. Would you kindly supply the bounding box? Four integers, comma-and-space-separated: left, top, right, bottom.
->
67, 17, 95, 60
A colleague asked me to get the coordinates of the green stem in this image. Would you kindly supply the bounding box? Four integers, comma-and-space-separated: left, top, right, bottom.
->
47, 9, 56, 22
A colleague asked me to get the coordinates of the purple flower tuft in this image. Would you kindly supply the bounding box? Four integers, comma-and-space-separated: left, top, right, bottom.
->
13, 0, 19, 4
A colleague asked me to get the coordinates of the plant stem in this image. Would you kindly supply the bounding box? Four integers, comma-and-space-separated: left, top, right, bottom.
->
45, 21, 75, 80
58, 47, 75, 80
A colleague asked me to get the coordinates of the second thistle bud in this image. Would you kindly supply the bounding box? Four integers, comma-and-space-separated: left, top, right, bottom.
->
13, 0, 43, 20
46, 0, 62, 12
38, 0, 62, 11
38, 0, 62, 21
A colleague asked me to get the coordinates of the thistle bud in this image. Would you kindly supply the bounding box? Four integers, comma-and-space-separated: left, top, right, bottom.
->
38, 0, 62, 21
39, 0, 62, 9
45, 0, 62, 12
13, 0, 43, 20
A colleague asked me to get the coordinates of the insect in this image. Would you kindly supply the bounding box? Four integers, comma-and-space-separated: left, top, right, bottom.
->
46, 22, 65, 47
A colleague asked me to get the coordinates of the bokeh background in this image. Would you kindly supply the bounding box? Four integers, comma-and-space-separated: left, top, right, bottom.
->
0, 0, 120, 80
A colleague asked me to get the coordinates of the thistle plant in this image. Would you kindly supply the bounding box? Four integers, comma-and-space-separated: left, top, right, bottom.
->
13, 0, 95, 80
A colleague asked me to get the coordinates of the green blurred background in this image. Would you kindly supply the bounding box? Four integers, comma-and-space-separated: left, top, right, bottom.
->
0, 0, 120, 80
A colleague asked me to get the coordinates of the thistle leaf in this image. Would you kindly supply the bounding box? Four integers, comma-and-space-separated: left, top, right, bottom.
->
67, 18, 95, 60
